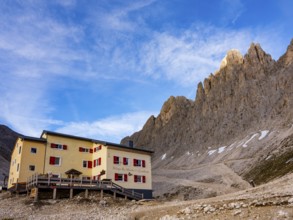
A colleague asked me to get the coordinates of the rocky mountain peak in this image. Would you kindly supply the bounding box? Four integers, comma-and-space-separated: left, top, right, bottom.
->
244, 43, 275, 68
219, 49, 243, 70
278, 39, 293, 66
158, 96, 193, 126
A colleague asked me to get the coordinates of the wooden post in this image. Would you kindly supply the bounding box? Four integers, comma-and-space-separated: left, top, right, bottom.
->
85, 189, 88, 199
34, 188, 39, 202
53, 188, 57, 200
101, 189, 103, 199
113, 191, 116, 199
70, 188, 73, 199
125, 195, 127, 200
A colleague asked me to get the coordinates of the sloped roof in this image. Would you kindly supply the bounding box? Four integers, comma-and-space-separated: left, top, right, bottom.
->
41, 130, 154, 154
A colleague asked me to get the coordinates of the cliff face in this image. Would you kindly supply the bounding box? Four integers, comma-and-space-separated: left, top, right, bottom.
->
121, 39, 293, 189
0, 125, 20, 180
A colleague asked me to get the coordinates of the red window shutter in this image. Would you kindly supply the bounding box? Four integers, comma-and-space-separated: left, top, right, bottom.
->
88, 161, 92, 168
49, 156, 55, 165
90, 149, 93, 153
99, 145, 102, 150
98, 158, 101, 165
133, 159, 137, 166
115, 173, 118, 181
51, 143, 56, 148
94, 160, 96, 167
98, 175, 101, 181
114, 156, 119, 164
142, 160, 146, 167
134, 175, 137, 182
94, 148, 97, 152
79, 147, 83, 152
143, 176, 146, 183
63, 145, 67, 150
124, 174, 128, 182
123, 157, 126, 165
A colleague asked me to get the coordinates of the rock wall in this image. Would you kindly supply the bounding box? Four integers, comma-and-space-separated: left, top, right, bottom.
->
121, 40, 293, 168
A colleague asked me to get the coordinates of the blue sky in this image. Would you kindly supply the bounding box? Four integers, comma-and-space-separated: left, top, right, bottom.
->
0, 0, 292, 143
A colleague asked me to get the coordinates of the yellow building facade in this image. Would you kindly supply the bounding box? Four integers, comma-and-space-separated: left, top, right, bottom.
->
8, 131, 153, 198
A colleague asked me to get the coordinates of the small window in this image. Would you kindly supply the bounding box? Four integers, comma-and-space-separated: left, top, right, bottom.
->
134, 175, 146, 183
123, 157, 129, 165
114, 173, 127, 182
113, 156, 120, 164
51, 143, 67, 150
133, 159, 146, 167
82, 176, 91, 180
19, 146, 21, 154
31, 148, 37, 154
17, 163, 19, 171
49, 156, 61, 166
82, 160, 92, 168
29, 165, 35, 171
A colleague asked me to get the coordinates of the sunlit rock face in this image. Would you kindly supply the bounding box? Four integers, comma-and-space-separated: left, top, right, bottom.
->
121, 40, 293, 174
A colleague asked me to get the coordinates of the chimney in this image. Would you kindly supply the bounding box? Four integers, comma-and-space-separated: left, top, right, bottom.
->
128, 140, 134, 148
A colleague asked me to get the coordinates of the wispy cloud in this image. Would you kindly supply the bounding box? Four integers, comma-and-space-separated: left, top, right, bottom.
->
138, 25, 285, 86
56, 111, 157, 142
221, 0, 245, 24
0, 0, 289, 140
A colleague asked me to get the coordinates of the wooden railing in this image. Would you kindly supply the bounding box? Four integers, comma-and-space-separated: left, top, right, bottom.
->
26, 174, 143, 200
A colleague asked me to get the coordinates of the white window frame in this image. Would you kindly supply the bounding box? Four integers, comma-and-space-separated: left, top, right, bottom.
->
53, 157, 61, 166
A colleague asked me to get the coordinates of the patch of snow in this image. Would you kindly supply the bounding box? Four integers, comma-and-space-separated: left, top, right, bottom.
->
227, 142, 236, 151
259, 130, 269, 140
186, 151, 191, 156
161, 153, 166, 160
208, 150, 217, 156
242, 133, 258, 148
265, 155, 272, 160
236, 141, 245, 148
218, 146, 226, 153
286, 158, 293, 164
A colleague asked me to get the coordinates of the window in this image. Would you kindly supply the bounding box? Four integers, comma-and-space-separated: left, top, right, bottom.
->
134, 175, 146, 183
49, 156, 61, 166
94, 158, 101, 167
79, 147, 92, 153
114, 173, 128, 182
93, 175, 101, 181
51, 143, 67, 150
133, 159, 146, 167
19, 146, 21, 154
94, 145, 102, 152
82, 176, 91, 180
29, 165, 35, 171
123, 157, 129, 165
31, 148, 37, 154
17, 163, 19, 172
113, 156, 120, 164
83, 160, 92, 168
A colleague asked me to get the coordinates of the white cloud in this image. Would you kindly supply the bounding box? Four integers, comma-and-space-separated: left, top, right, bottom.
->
56, 111, 157, 143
